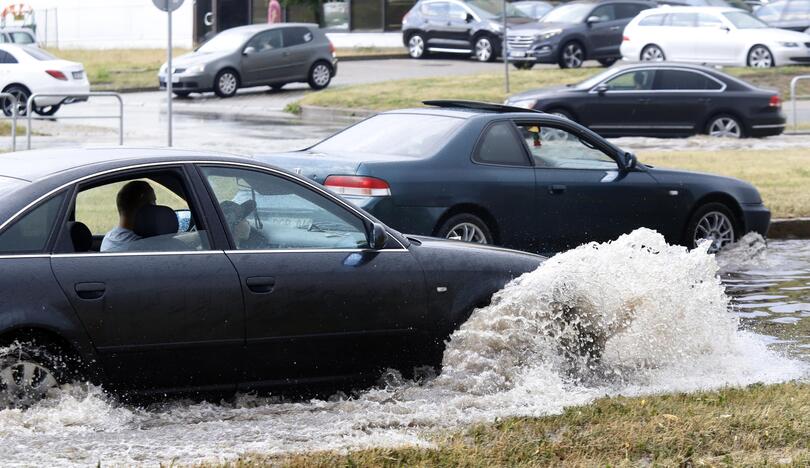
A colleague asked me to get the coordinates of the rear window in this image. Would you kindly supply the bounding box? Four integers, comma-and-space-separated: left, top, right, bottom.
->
474, 121, 531, 166
10, 31, 34, 44
23, 47, 55, 61
282, 26, 313, 47
0, 192, 65, 253
312, 113, 464, 157
654, 70, 723, 90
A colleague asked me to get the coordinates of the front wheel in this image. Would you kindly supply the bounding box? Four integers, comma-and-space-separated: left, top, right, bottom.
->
213, 69, 239, 98
2, 85, 30, 117
473, 36, 497, 62
558, 42, 584, 69
407, 33, 428, 59
0, 341, 72, 409
308, 61, 332, 90
513, 62, 534, 70
747, 45, 773, 68
437, 213, 493, 244
685, 203, 737, 253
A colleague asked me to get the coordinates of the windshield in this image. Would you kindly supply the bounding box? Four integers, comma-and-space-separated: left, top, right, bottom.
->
541, 3, 593, 23
23, 47, 55, 61
311, 113, 465, 157
197, 29, 251, 53
466, 0, 530, 18
724, 11, 768, 28
571, 67, 618, 89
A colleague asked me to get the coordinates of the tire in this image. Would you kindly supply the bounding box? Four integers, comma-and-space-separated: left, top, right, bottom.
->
513, 62, 535, 70
213, 69, 239, 98
0, 340, 75, 409
685, 202, 738, 253
34, 104, 61, 116
597, 57, 617, 67
308, 61, 333, 90
1, 84, 30, 117
407, 33, 428, 59
747, 45, 774, 68
173, 91, 191, 98
547, 108, 574, 121
706, 114, 744, 138
270, 83, 286, 91
640, 44, 665, 62
436, 213, 493, 244
558, 41, 584, 69
473, 35, 498, 62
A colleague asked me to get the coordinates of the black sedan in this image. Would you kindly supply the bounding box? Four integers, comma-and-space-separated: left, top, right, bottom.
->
260, 101, 770, 255
505, 63, 785, 138
0, 147, 542, 407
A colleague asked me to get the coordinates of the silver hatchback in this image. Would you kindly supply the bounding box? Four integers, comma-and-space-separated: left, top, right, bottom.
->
159, 23, 337, 98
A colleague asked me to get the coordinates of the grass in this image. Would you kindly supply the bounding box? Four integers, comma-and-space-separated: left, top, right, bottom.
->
218, 382, 810, 467
639, 148, 810, 219
336, 46, 405, 58
297, 66, 810, 111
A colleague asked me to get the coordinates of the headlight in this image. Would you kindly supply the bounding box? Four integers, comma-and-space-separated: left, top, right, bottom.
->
537, 29, 562, 41
778, 41, 799, 47
188, 64, 205, 73
508, 99, 537, 109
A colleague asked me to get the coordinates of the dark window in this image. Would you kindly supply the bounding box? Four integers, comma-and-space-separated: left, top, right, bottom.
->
516, 124, 616, 170
352, 0, 384, 28
639, 13, 665, 25
654, 70, 723, 90
615, 3, 647, 19
246, 29, 283, 51
0, 50, 17, 64
590, 5, 616, 21
281, 26, 313, 47
324, 0, 350, 30
474, 122, 530, 166
0, 192, 65, 253
604, 69, 655, 90
664, 12, 697, 26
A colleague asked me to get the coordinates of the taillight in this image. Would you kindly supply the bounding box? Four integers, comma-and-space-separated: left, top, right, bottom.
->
328, 40, 335, 55
46, 70, 67, 80
623, 35, 630, 42
769, 95, 781, 108
324, 175, 391, 197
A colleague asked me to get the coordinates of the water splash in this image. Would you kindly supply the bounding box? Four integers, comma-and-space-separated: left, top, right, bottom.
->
0, 229, 804, 466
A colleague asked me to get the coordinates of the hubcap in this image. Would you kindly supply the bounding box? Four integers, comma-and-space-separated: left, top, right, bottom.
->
409, 36, 424, 58
475, 38, 492, 61
563, 44, 583, 68
312, 64, 331, 87
218, 73, 237, 95
694, 211, 734, 253
0, 360, 58, 408
641, 46, 664, 62
447, 223, 488, 243
749, 47, 772, 68
3, 90, 28, 116
709, 117, 741, 138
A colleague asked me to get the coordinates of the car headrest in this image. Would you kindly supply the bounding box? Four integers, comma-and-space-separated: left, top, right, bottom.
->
68, 221, 92, 252
133, 205, 179, 238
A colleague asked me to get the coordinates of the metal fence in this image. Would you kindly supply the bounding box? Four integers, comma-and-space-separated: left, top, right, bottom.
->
790, 75, 810, 133
25, 92, 124, 150
0, 93, 18, 152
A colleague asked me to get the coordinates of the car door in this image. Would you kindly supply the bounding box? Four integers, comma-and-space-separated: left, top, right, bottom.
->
49, 165, 244, 392
422, 1, 454, 47
514, 120, 668, 252
661, 12, 698, 61
241, 28, 286, 85
280, 26, 316, 80
637, 69, 720, 135
445, 2, 474, 46
692, 13, 742, 64
197, 164, 428, 388
587, 4, 622, 57
584, 68, 656, 136
606, 3, 650, 55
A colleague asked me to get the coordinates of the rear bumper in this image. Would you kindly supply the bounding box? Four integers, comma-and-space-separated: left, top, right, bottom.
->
741, 203, 771, 238
34, 81, 90, 106
748, 112, 786, 137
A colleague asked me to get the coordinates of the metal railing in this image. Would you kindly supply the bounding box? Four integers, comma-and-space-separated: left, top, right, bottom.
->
25, 92, 123, 150
0, 93, 18, 151
790, 75, 810, 133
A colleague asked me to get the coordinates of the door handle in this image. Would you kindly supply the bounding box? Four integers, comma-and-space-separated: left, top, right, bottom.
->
246, 276, 275, 294
548, 184, 567, 195
75, 282, 105, 300
638, 97, 651, 104
609, 26, 621, 31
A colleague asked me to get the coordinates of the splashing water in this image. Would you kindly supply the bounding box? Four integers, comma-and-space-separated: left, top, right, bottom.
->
0, 229, 805, 466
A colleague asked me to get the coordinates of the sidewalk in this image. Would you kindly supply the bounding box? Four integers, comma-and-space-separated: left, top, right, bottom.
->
326, 32, 403, 49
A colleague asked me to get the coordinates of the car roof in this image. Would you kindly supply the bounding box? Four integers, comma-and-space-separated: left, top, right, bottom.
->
642, 5, 739, 12
603, 62, 729, 75
220, 23, 318, 35
0, 147, 252, 182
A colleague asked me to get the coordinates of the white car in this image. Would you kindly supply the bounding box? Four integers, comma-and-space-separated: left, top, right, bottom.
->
0, 44, 90, 117
621, 6, 810, 67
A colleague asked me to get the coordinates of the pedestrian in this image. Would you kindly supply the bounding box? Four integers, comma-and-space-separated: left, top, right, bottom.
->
268, 0, 282, 24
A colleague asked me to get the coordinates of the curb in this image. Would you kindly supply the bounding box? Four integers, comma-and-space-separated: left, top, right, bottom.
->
299, 105, 377, 122
768, 218, 810, 240
338, 53, 408, 61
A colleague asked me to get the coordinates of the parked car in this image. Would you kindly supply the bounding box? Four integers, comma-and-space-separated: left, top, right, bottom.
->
506, 0, 655, 69
512, 0, 555, 19
158, 23, 337, 98
0, 27, 36, 45
0, 44, 89, 117
622, 6, 810, 66
755, 0, 810, 31
680, 0, 753, 11
402, 0, 535, 62
505, 63, 785, 138
0, 147, 542, 406
259, 101, 770, 255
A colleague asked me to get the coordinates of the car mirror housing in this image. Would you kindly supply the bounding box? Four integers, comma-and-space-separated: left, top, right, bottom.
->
369, 223, 388, 250
594, 84, 608, 95
586, 15, 602, 24
243, 46, 256, 56
465, 13, 474, 23
623, 152, 638, 171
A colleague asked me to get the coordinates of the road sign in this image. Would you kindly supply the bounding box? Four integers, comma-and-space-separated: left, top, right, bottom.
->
152, 0, 184, 12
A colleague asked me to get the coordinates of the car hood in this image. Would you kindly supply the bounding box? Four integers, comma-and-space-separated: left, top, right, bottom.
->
646, 166, 763, 204
507, 21, 573, 36
407, 235, 545, 273
168, 51, 230, 68
507, 84, 575, 102
738, 27, 810, 42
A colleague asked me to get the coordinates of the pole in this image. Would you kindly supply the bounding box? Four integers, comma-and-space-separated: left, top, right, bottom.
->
167, 5, 173, 147
502, 0, 509, 94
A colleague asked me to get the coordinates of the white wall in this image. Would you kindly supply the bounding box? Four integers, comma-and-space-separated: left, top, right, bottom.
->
10, 0, 193, 49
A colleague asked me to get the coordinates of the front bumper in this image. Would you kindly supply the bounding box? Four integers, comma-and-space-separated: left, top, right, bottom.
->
505, 41, 560, 64
772, 44, 810, 65
158, 72, 213, 92
741, 202, 771, 238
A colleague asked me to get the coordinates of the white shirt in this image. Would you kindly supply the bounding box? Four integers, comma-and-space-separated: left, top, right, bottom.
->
100, 226, 141, 252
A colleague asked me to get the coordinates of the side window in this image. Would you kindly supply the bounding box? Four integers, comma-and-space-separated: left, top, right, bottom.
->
665, 12, 697, 26
421, 1, 448, 16
67, 173, 210, 253
654, 70, 722, 91
11, 32, 34, 44
615, 3, 646, 19
0, 192, 65, 253
603, 69, 655, 90
590, 5, 616, 21
516, 123, 617, 170
202, 166, 370, 250
281, 27, 313, 47
246, 29, 283, 52
697, 13, 723, 27
0, 50, 18, 64
448, 3, 468, 20
639, 13, 665, 26
474, 121, 531, 166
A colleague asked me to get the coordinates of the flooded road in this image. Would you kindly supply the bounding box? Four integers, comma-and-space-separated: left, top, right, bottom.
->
0, 230, 807, 467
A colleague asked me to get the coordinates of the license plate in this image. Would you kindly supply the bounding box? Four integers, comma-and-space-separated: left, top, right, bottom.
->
269, 217, 312, 229
509, 51, 527, 58
171, 75, 181, 83
72, 71, 83, 79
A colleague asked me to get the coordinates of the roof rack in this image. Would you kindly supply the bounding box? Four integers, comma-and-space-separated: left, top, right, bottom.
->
422, 100, 543, 114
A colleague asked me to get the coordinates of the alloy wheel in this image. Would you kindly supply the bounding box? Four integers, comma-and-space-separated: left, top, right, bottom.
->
218, 72, 238, 96
0, 360, 59, 408
708, 117, 741, 138
748, 46, 773, 68
447, 222, 488, 243
693, 211, 735, 253
408, 35, 425, 58
562, 43, 583, 68
2, 88, 29, 116
475, 37, 493, 62
312, 64, 331, 87
641, 46, 664, 62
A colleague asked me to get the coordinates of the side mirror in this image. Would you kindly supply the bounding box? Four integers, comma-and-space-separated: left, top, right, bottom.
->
175, 209, 192, 232
623, 152, 638, 171
586, 15, 602, 25
465, 13, 474, 23
369, 223, 388, 250
243, 46, 256, 55
594, 84, 608, 95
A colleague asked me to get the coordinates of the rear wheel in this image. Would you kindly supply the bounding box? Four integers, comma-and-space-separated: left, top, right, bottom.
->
558, 42, 584, 69
437, 213, 493, 244
308, 61, 332, 90
640, 44, 665, 62
1, 84, 30, 116
513, 62, 535, 70
686, 202, 737, 253
0, 340, 73, 409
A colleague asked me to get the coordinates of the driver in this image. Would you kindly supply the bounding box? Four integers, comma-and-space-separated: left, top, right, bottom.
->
220, 200, 257, 247
101, 180, 156, 252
